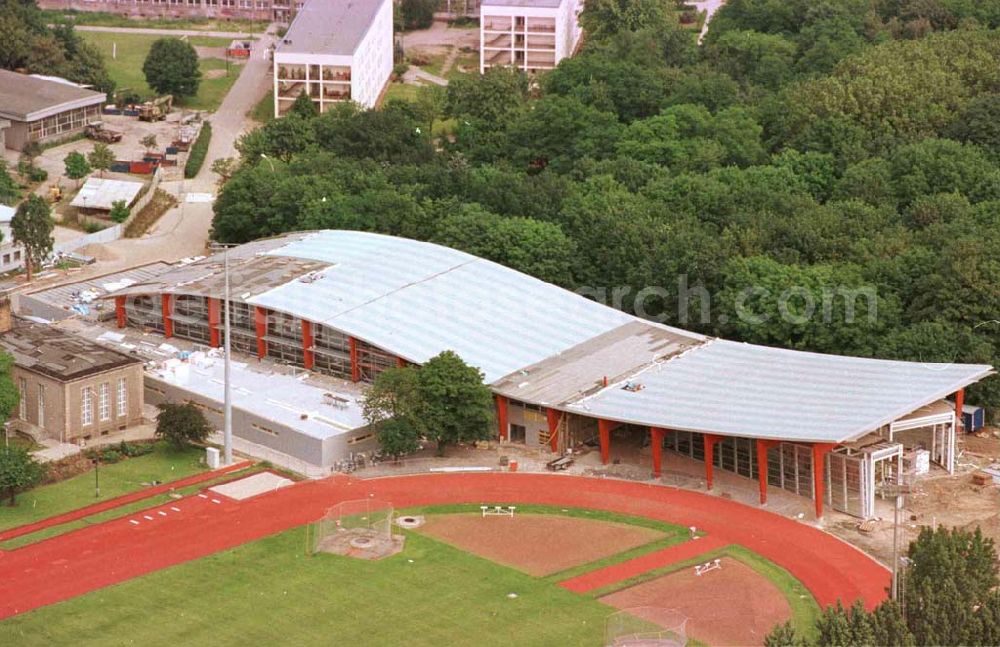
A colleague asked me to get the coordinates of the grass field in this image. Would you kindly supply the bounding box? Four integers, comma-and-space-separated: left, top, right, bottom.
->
0, 505, 817, 645
0, 442, 205, 534
0, 462, 266, 550
79, 31, 243, 110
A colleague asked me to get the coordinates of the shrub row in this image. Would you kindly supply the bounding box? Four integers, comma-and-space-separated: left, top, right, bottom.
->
184, 121, 212, 179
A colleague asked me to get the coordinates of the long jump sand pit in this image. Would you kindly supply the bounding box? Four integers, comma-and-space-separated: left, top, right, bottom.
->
600, 558, 791, 646
417, 513, 665, 576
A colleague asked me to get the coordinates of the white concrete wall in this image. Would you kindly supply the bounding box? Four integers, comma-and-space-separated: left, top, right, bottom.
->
273, 0, 393, 114
480, 0, 580, 73
351, 0, 394, 108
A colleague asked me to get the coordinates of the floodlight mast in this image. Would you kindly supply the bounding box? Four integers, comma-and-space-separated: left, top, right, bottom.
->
210, 242, 235, 466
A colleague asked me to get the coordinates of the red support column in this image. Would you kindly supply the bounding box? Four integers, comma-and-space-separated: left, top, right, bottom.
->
954, 388, 965, 433
396, 356, 407, 369
703, 434, 722, 490
598, 419, 618, 465
349, 336, 360, 382
650, 427, 665, 478
301, 320, 314, 370
546, 408, 561, 453
114, 295, 126, 329
253, 306, 267, 360
496, 395, 509, 441
756, 439, 779, 505
207, 298, 221, 348
161, 294, 173, 339
812, 443, 836, 519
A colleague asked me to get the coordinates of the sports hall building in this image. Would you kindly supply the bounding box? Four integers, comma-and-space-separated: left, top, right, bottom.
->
106, 230, 994, 518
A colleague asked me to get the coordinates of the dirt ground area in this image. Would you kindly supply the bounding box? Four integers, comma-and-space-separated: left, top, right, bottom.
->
599, 558, 792, 647
417, 513, 665, 576
828, 432, 1000, 565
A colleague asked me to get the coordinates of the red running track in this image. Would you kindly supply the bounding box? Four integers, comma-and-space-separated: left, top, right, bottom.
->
0, 461, 252, 543
0, 473, 890, 620
560, 535, 729, 593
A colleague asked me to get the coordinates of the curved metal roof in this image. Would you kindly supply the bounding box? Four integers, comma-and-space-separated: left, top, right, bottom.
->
107, 230, 994, 443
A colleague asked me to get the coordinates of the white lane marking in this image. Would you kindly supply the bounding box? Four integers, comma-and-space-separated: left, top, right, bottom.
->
158, 511, 167, 516
170, 507, 181, 512
198, 494, 208, 499
129, 519, 140, 525
143, 515, 154, 521
210, 499, 221, 504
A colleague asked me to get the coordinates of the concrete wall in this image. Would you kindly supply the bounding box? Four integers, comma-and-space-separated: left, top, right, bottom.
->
144, 374, 376, 467
508, 399, 548, 447
11, 363, 145, 442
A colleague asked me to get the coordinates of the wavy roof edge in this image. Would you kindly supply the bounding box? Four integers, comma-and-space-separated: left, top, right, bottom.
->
104, 230, 994, 444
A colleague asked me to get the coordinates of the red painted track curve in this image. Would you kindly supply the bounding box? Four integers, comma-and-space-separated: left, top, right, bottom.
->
0, 473, 890, 620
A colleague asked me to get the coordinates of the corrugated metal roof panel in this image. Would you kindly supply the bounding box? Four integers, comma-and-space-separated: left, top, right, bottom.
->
568, 340, 993, 443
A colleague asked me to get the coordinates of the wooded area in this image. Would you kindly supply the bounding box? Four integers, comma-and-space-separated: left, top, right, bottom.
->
212, 0, 1000, 413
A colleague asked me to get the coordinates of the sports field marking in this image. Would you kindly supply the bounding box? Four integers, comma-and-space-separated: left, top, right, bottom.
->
198, 494, 208, 499
211, 499, 221, 504
157, 511, 167, 517
129, 520, 139, 526
170, 507, 181, 512
143, 515, 154, 521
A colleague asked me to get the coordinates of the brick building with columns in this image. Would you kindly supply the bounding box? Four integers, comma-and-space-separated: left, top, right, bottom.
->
105, 230, 994, 518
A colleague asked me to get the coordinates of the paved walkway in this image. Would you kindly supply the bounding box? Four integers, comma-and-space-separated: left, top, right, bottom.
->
559, 535, 729, 593
0, 473, 890, 620
694, 0, 727, 43
0, 461, 251, 543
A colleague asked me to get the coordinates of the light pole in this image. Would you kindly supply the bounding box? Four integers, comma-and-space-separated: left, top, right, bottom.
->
260, 153, 275, 171
210, 242, 236, 466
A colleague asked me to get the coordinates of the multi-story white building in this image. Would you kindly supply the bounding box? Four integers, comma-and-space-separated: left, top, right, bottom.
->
480, 0, 583, 73
272, 0, 393, 116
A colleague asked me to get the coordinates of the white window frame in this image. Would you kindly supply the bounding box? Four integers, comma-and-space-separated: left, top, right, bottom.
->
99, 382, 110, 422
81, 386, 93, 426
37, 384, 45, 428
117, 378, 127, 417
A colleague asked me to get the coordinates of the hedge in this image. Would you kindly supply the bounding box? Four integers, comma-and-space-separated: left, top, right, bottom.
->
184, 121, 211, 179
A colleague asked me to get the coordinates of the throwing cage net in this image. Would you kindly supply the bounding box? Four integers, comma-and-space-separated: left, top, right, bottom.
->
605, 607, 688, 647
308, 499, 402, 560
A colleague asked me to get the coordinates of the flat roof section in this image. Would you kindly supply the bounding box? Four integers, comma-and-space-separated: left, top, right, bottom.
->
149, 353, 367, 440
0, 323, 141, 382
0, 70, 106, 122
18, 262, 173, 322
276, 0, 387, 56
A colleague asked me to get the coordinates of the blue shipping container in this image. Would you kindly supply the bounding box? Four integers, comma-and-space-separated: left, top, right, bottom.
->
962, 405, 985, 433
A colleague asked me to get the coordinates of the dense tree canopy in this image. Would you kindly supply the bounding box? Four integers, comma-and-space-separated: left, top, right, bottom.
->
0, 0, 114, 93
213, 0, 1000, 415
142, 38, 201, 98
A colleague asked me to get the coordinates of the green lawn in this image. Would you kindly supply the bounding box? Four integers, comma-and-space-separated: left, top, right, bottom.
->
0, 462, 265, 550
249, 89, 275, 123
0, 528, 616, 646
79, 31, 243, 110
0, 442, 205, 533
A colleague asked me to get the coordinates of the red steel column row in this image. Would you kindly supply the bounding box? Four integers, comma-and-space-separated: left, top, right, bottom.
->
496, 395, 509, 441
301, 320, 314, 370
207, 298, 221, 348
254, 306, 267, 359
161, 294, 173, 339
115, 296, 126, 329
349, 336, 360, 382
546, 408, 561, 452
703, 434, 722, 490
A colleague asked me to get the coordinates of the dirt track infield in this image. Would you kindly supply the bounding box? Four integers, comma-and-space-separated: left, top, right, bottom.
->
418, 513, 665, 576
600, 558, 791, 646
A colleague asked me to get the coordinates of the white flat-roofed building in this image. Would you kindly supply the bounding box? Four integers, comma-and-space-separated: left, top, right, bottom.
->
480, 0, 583, 73
273, 0, 394, 115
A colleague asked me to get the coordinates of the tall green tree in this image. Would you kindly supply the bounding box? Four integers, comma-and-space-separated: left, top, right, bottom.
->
0, 161, 21, 206
0, 444, 44, 506
11, 194, 54, 282
363, 366, 423, 458
142, 38, 201, 98
155, 402, 211, 449
63, 151, 90, 186
87, 143, 115, 178
417, 351, 494, 456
